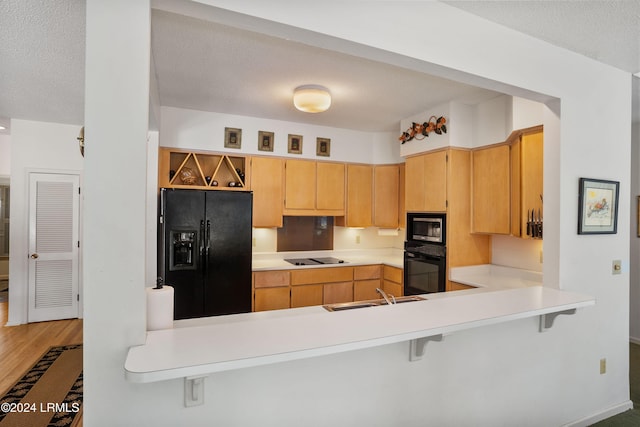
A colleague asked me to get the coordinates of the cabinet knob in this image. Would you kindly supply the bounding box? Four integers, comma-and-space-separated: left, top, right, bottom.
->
30, 253, 39, 259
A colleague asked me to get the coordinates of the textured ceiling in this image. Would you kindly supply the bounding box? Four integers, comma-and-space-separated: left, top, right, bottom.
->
0, 0, 638, 136
151, 10, 501, 132
0, 0, 85, 130
446, 0, 640, 75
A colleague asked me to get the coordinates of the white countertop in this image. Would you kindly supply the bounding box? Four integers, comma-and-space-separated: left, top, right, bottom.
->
449, 264, 543, 290
125, 285, 594, 383
252, 248, 404, 270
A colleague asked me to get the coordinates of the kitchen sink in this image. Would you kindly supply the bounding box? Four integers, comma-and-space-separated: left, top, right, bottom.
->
391, 296, 427, 304
322, 302, 379, 311
323, 295, 426, 312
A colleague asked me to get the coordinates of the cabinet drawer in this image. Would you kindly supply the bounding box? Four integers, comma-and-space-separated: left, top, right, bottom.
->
254, 271, 290, 288
354, 265, 381, 280
383, 265, 403, 284
290, 267, 353, 285
254, 287, 290, 311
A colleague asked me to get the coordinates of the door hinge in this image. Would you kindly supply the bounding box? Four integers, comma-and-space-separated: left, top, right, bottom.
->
77, 294, 80, 302
78, 187, 81, 195
77, 241, 80, 248
446, 200, 448, 208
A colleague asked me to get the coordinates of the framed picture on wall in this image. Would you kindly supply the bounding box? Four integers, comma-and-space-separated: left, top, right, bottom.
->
316, 138, 330, 157
288, 134, 303, 154
578, 177, 619, 234
258, 131, 274, 152
637, 196, 640, 237
224, 127, 242, 149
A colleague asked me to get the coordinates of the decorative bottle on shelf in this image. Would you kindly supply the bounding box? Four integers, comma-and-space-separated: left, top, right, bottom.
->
236, 168, 245, 184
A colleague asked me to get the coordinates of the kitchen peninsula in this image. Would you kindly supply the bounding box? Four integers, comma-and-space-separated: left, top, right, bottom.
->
125, 283, 594, 389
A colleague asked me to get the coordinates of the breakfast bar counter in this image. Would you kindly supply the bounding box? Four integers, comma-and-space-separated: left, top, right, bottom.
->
125, 285, 594, 384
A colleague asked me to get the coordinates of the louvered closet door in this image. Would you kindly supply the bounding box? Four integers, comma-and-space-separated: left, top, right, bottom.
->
28, 173, 80, 322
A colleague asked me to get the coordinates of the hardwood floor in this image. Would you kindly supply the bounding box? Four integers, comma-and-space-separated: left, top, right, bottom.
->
0, 301, 83, 404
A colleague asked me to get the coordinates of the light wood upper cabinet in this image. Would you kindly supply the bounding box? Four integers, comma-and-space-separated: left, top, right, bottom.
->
251, 156, 283, 228
374, 165, 400, 228
405, 155, 426, 212
423, 150, 448, 212
512, 129, 544, 237
341, 164, 373, 227
284, 159, 316, 210
471, 126, 543, 238
284, 159, 345, 215
471, 144, 511, 234
316, 162, 345, 211
398, 164, 406, 229
405, 150, 447, 212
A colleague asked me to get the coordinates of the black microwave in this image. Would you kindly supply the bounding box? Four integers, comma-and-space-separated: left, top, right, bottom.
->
406, 213, 446, 244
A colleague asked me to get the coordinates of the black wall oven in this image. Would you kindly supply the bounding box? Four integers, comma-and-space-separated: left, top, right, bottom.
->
404, 213, 447, 295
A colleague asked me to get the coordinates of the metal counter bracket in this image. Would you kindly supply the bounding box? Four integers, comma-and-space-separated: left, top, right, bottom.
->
409, 334, 444, 361
539, 309, 577, 332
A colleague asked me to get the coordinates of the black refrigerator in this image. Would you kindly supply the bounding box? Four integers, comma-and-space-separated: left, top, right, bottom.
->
159, 188, 252, 319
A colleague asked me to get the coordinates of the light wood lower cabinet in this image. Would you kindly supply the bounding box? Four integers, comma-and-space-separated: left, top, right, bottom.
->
382, 265, 403, 297
255, 287, 290, 311
291, 285, 323, 308
291, 267, 353, 308
353, 265, 382, 301
323, 281, 354, 304
253, 270, 291, 312
448, 282, 476, 291
353, 279, 381, 301
252, 264, 401, 311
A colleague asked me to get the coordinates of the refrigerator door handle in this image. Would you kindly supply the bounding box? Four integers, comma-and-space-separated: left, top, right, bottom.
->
199, 220, 206, 271
205, 220, 211, 272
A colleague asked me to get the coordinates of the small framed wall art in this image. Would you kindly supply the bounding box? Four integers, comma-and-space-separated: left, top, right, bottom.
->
224, 127, 242, 149
288, 134, 303, 154
258, 131, 274, 152
637, 196, 640, 237
577, 177, 619, 235
316, 137, 330, 157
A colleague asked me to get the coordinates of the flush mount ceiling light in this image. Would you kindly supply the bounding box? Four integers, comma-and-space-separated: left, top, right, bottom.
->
293, 85, 331, 113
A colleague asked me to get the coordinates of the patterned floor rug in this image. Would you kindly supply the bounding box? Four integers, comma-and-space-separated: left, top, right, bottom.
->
0, 344, 82, 427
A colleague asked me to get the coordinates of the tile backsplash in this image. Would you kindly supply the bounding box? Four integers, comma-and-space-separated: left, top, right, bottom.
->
252, 224, 405, 253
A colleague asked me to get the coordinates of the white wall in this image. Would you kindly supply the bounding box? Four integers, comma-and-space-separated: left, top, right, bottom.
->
83, 1, 150, 425
7, 120, 83, 325
629, 75, 640, 342
0, 135, 10, 175
160, 106, 400, 164
85, 2, 633, 426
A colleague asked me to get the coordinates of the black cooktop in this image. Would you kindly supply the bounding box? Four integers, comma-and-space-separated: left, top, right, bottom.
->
284, 257, 347, 266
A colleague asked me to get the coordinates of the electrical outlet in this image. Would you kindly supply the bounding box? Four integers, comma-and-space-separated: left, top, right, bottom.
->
612, 260, 622, 275
355, 235, 360, 244
539, 250, 543, 264
252, 237, 256, 247
600, 358, 607, 374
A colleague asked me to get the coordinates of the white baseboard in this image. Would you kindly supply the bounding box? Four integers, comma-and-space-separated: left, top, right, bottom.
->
563, 400, 633, 427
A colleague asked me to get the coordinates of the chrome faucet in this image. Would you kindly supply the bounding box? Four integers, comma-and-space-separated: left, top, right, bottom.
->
376, 288, 395, 305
